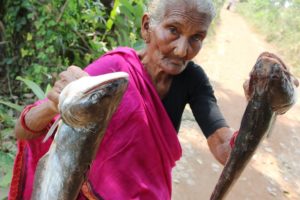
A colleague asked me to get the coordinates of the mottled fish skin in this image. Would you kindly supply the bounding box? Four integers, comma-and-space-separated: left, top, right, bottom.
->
210, 53, 298, 200
31, 72, 129, 200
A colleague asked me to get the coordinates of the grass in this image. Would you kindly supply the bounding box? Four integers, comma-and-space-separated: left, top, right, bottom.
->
0, 150, 14, 199
237, 2, 300, 76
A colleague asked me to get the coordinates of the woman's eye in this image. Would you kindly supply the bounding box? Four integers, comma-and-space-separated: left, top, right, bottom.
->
169, 27, 178, 35
192, 35, 201, 41
192, 34, 205, 41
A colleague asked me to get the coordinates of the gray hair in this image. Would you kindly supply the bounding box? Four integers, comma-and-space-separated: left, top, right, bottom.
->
146, 0, 216, 26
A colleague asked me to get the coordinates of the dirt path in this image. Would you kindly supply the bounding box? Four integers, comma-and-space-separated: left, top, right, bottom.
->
172, 7, 300, 200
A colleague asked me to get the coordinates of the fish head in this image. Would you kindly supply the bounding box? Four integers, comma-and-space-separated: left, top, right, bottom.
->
249, 52, 298, 114
58, 72, 129, 128
267, 63, 298, 114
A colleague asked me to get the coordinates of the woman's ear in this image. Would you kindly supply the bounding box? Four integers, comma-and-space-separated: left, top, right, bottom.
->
141, 13, 151, 43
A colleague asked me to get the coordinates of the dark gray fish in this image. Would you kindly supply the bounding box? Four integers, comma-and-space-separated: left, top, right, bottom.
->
210, 52, 298, 200
31, 72, 129, 200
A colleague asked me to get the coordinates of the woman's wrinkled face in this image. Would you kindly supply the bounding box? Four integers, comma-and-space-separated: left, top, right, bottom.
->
143, 3, 212, 75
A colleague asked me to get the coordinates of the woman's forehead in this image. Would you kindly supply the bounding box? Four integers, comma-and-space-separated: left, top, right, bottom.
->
163, 3, 212, 27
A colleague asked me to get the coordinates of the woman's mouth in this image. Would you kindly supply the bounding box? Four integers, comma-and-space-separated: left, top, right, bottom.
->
168, 58, 185, 67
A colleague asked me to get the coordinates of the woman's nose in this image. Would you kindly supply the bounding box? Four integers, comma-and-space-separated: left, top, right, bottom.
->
173, 37, 188, 58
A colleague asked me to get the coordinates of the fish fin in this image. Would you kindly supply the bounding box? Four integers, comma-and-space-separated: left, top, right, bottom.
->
266, 115, 277, 138
43, 117, 61, 143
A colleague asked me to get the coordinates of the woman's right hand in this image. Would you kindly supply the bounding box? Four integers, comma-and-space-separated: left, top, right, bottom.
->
47, 66, 88, 113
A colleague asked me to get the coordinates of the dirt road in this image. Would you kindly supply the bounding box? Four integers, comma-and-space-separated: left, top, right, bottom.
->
172, 7, 300, 200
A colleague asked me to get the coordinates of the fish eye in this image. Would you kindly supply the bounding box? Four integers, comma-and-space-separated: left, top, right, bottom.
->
89, 91, 103, 102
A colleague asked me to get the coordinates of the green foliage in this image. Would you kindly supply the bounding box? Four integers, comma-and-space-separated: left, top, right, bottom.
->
0, 106, 16, 185
0, 76, 50, 196
0, 3, 147, 169
237, 0, 300, 75
0, 101, 23, 112
0, 75, 49, 162
0, 106, 16, 130
0, 76, 50, 112
16, 76, 48, 100
0, 151, 14, 188
1, 0, 146, 93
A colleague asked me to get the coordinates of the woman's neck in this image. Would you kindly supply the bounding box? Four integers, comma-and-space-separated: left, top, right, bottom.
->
138, 49, 173, 99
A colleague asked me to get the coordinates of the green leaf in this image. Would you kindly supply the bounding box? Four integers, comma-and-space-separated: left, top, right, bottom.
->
5, 58, 13, 65
133, 2, 144, 19
26, 33, 33, 41
106, 0, 120, 31
106, 19, 114, 31
0, 100, 23, 112
16, 77, 46, 100
20, 48, 29, 58
1, 128, 13, 139
45, 84, 52, 95
120, 0, 135, 14
36, 41, 45, 49
0, 151, 14, 188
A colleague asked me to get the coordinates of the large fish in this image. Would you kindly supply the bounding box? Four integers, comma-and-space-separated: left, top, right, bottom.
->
31, 72, 129, 200
210, 52, 298, 200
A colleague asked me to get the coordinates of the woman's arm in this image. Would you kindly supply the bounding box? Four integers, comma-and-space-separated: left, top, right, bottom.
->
185, 64, 233, 165
206, 80, 248, 165
14, 101, 59, 140
207, 127, 234, 165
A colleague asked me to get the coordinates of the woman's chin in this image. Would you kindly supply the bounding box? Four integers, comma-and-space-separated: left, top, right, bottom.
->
162, 65, 186, 75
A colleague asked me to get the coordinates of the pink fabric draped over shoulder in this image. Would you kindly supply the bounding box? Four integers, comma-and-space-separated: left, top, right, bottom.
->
8, 47, 182, 200
83, 47, 182, 199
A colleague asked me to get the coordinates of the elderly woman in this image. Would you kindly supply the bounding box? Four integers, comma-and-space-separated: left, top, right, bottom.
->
9, 0, 235, 199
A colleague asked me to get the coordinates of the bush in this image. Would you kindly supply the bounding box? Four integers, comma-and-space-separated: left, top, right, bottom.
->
237, 0, 300, 75
0, 0, 146, 96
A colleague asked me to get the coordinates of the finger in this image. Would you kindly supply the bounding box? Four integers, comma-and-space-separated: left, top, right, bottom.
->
58, 66, 88, 83
53, 80, 66, 92
68, 65, 88, 79
47, 90, 60, 105
58, 71, 77, 84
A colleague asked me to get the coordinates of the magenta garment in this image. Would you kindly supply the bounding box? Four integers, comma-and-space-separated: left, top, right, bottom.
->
9, 47, 182, 200
83, 47, 182, 199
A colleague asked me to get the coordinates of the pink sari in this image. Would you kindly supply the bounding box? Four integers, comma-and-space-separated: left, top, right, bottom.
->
9, 47, 182, 200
